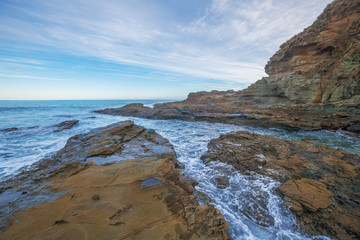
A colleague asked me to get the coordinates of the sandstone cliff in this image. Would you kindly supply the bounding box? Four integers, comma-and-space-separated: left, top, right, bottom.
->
248, 0, 360, 107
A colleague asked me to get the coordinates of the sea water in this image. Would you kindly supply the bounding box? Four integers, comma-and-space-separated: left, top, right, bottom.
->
0, 100, 359, 240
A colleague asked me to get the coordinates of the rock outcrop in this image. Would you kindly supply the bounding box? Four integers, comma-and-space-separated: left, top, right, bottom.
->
1, 158, 229, 240
0, 121, 230, 239
95, 101, 360, 134
248, 0, 360, 107
52, 120, 79, 132
201, 131, 360, 239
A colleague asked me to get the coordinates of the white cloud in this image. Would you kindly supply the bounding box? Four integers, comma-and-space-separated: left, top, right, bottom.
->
0, 74, 65, 81
0, 0, 332, 86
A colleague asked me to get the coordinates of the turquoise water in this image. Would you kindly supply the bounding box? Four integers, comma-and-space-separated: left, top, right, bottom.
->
0, 100, 358, 240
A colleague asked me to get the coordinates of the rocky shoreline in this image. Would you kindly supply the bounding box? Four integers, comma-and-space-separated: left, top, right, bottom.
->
0, 121, 230, 239
1, 0, 359, 239
90, 0, 360, 238
201, 131, 360, 239
94, 99, 360, 134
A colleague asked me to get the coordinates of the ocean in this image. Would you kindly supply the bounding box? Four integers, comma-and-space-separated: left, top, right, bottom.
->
1, 100, 358, 240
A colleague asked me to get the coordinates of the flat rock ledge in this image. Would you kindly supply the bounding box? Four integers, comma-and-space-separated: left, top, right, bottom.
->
94, 102, 360, 134
201, 131, 360, 240
0, 121, 230, 239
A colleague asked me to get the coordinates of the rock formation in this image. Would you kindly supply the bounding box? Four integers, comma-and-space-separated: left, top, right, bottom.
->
247, 0, 360, 107
0, 121, 230, 239
95, 101, 360, 134
52, 120, 79, 132
201, 131, 360, 239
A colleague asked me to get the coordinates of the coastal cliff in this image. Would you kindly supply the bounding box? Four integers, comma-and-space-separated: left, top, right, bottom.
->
94, 1, 360, 134
247, 0, 360, 107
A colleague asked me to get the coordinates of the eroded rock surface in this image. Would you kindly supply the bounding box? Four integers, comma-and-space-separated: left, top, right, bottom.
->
201, 131, 360, 239
1, 158, 230, 240
1, 121, 229, 239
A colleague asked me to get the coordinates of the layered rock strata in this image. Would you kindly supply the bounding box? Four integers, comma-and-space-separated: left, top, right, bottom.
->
0, 121, 230, 239
250, 0, 360, 106
201, 131, 360, 240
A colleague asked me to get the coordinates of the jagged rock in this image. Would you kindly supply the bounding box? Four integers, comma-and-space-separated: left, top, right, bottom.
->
52, 120, 79, 132
201, 131, 360, 240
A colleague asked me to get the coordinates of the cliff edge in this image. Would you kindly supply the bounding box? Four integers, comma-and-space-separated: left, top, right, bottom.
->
248, 0, 360, 107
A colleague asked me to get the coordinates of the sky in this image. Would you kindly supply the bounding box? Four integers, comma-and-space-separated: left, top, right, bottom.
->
0, 0, 333, 100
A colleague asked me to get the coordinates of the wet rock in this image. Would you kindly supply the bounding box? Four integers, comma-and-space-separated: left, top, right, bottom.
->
0, 127, 18, 132
0, 121, 184, 233
52, 120, 79, 132
201, 130, 360, 240
1, 158, 230, 240
215, 176, 229, 189
43, 120, 181, 168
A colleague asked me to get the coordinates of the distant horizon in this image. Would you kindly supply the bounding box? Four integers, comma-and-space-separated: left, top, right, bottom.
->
0, 98, 184, 101
0, 0, 332, 100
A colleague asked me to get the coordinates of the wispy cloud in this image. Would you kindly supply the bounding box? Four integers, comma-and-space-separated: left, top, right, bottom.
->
0, 57, 46, 65
0, 0, 332, 87
0, 74, 65, 81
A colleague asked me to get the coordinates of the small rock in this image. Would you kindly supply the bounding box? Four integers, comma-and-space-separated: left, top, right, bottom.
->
53, 120, 79, 132
215, 176, 229, 189
0, 127, 18, 132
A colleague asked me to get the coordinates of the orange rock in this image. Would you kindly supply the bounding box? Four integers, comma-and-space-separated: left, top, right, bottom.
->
1, 158, 230, 240
278, 178, 333, 212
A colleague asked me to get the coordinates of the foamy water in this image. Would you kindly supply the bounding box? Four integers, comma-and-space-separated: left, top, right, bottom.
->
1, 100, 358, 239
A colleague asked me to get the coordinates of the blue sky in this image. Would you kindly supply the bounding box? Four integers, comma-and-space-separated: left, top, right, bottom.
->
0, 0, 332, 100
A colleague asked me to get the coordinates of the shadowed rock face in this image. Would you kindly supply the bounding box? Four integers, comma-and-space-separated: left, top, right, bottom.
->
1, 121, 232, 239
201, 131, 360, 240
